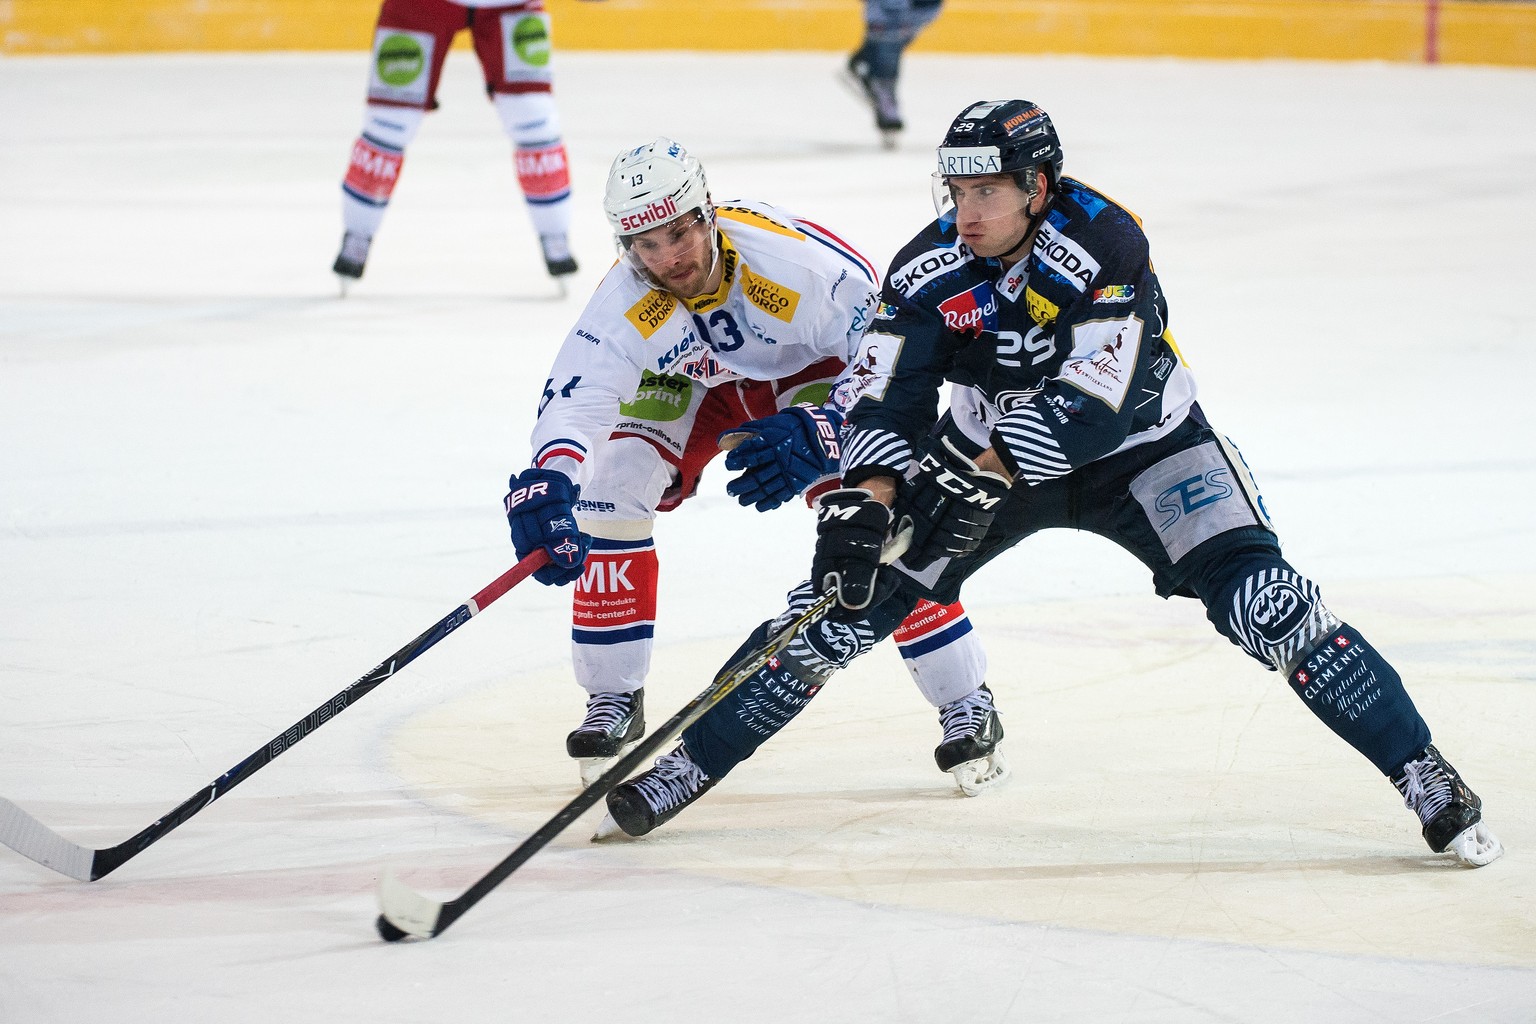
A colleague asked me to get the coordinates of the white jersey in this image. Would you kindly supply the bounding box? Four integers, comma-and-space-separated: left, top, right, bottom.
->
529, 201, 880, 489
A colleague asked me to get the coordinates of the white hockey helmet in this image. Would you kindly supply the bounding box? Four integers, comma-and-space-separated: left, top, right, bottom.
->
602, 138, 713, 241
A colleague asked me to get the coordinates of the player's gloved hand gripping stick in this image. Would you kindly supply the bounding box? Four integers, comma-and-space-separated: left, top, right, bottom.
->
813, 437, 1013, 612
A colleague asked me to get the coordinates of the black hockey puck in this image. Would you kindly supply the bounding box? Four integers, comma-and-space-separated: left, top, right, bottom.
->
376, 914, 410, 943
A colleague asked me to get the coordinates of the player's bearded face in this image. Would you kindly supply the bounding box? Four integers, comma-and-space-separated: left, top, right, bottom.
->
624, 212, 718, 297
937, 174, 1036, 261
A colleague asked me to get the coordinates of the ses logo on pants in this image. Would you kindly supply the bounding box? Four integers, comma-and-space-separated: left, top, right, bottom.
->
1153, 470, 1234, 531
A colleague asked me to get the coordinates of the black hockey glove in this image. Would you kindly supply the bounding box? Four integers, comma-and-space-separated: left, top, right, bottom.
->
812, 488, 893, 611
900, 437, 1013, 572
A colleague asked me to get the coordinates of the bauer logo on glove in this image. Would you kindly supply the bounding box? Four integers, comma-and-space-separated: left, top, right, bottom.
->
721, 403, 846, 512
504, 467, 592, 586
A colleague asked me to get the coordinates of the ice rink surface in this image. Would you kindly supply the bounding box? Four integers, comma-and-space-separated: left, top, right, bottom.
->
2, 48, 1535, 1022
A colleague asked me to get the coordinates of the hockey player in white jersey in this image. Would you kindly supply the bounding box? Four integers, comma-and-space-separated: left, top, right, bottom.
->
504, 138, 1002, 790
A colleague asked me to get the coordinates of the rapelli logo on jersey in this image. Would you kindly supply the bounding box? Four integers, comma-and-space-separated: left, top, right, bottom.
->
937, 282, 1000, 336
1033, 220, 1099, 291
627, 289, 678, 339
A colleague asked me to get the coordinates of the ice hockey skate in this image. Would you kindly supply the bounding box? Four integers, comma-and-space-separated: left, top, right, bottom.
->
1391, 744, 1503, 866
331, 231, 371, 296
591, 744, 716, 840
566, 688, 645, 786
935, 684, 1009, 796
840, 56, 903, 150
540, 233, 578, 295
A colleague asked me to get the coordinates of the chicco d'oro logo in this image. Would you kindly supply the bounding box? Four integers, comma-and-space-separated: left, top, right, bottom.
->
512, 16, 550, 66
376, 34, 425, 86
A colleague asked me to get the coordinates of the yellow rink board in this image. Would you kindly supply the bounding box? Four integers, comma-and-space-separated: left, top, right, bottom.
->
2, 0, 1534, 67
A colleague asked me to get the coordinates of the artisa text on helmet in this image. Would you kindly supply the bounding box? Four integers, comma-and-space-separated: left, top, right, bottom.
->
939, 147, 1002, 176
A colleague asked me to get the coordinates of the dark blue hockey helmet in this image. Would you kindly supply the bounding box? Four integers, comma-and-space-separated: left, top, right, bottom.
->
937, 100, 1064, 191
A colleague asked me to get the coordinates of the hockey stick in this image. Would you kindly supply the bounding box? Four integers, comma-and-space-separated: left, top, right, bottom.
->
0, 549, 552, 882
375, 528, 910, 942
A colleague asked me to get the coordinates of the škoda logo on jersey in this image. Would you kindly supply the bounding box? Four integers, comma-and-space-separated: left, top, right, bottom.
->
619, 196, 678, 232
891, 243, 970, 296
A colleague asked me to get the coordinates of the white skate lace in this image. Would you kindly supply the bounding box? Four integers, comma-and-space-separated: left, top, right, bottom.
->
633, 750, 708, 814
938, 688, 994, 745
575, 691, 636, 736
1394, 756, 1453, 825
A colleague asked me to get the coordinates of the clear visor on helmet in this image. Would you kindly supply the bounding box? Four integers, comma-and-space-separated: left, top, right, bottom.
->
931, 172, 1033, 225
617, 208, 718, 297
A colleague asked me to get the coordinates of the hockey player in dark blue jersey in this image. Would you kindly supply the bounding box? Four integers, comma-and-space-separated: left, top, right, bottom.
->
593, 100, 1503, 868
842, 0, 945, 147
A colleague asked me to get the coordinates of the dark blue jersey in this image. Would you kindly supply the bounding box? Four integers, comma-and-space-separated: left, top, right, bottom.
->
841, 177, 1197, 485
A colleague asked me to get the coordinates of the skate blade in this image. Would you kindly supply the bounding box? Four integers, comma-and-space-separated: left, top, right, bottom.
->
575, 737, 644, 788
949, 748, 1011, 797
1447, 821, 1504, 867
880, 129, 900, 151
336, 274, 352, 298
590, 812, 632, 843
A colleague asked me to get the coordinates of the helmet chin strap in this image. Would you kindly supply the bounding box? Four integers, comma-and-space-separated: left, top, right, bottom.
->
998, 189, 1053, 267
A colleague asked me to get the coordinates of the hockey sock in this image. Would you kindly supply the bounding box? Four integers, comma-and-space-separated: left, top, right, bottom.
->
571, 539, 658, 695
493, 92, 571, 238
681, 620, 829, 780
340, 134, 404, 238
1286, 623, 1431, 776
1207, 555, 1432, 775
893, 600, 988, 707
339, 104, 422, 239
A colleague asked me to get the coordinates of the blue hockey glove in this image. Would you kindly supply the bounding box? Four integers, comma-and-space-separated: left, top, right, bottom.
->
900, 437, 1013, 573
722, 404, 845, 512
811, 488, 893, 611
504, 468, 591, 586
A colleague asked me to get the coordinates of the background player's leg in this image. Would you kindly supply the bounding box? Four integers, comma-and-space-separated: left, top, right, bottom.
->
843, 0, 943, 147
473, 3, 576, 283
332, 0, 458, 289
